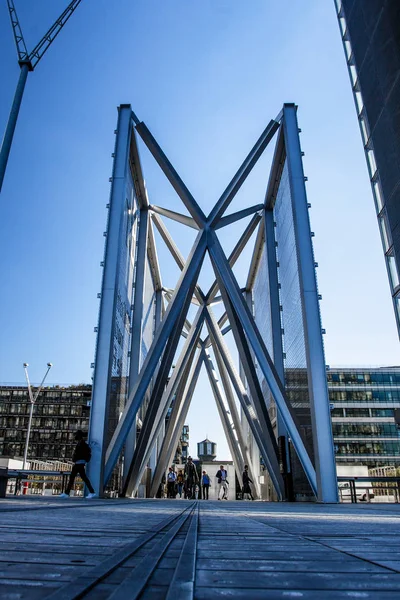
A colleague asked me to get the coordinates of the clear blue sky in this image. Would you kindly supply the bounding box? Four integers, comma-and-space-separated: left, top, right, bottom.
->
0, 1, 398, 461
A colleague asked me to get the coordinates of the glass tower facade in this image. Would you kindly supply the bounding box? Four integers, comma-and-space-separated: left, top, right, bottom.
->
329, 367, 400, 467
334, 0, 400, 332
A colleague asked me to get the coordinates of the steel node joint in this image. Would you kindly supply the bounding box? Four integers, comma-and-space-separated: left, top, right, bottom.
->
18, 60, 33, 72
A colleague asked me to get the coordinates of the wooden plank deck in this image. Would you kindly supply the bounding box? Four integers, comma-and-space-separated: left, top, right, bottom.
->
1, 496, 400, 598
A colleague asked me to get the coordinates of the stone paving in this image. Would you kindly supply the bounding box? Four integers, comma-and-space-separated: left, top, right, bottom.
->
1, 496, 400, 598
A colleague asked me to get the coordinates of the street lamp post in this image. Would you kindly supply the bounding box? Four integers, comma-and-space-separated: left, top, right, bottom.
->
22, 362, 52, 469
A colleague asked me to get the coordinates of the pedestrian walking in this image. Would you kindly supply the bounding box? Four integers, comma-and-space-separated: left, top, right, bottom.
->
216, 465, 229, 500
242, 464, 254, 500
59, 430, 96, 498
167, 467, 177, 498
202, 470, 210, 499
184, 456, 199, 499
177, 469, 184, 498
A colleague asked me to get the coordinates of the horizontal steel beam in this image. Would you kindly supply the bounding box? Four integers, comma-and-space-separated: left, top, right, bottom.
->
150, 204, 199, 229
214, 204, 264, 230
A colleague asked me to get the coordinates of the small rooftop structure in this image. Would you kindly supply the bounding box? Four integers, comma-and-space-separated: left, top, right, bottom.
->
197, 438, 217, 462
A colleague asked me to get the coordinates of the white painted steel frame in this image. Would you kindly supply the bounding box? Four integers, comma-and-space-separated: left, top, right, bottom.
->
282, 104, 338, 502
87, 105, 132, 496
90, 103, 337, 503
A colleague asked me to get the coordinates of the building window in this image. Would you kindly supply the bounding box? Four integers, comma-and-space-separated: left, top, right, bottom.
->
379, 214, 391, 252
366, 148, 377, 177
354, 89, 364, 115
373, 180, 384, 213
339, 16, 347, 37
359, 116, 369, 145
387, 252, 399, 290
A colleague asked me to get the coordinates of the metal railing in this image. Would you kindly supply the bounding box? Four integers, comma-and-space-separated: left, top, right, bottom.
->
337, 476, 400, 503
1, 468, 73, 497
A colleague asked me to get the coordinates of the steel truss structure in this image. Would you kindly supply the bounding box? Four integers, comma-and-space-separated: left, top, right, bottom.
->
87, 103, 338, 503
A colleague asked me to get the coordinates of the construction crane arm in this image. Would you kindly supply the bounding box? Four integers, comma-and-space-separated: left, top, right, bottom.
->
6, 0, 29, 63
28, 0, 83, 69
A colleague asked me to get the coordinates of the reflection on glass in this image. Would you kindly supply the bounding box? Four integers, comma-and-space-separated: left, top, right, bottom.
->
396, 296, 400, 323
359, 117, 369, 145
349, 64, 357, 86
344, 40, 352, 60
373, 180, 384, 212
355, 90, 364, 114
367, 148, 377, 176
388, 253, 400, 289
379, 215, 390, 252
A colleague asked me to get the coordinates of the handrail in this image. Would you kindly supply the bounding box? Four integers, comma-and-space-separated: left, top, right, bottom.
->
337, 476, 400, 482
337, 475, 400, 504
7, 469, 71, 477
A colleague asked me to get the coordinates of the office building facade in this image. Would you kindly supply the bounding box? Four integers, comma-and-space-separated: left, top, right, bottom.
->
329, 367, 400, 467
0, 385, 91, 461
0, 383, 188, 485
334, 0, 400, 332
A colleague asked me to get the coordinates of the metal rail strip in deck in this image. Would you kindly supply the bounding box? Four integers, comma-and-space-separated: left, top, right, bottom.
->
109, 503, 198, 599
166, 501, 199, 599
47, 502, 196, 600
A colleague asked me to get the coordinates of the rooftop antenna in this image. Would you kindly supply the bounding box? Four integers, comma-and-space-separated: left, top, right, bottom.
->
0, 0, 84, 192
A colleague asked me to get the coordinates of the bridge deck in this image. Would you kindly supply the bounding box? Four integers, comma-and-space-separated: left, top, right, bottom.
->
1, 497, 400, 599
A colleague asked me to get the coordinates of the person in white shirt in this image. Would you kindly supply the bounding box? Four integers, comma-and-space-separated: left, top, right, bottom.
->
216, 465, 229, 500
167, 467, 177, 498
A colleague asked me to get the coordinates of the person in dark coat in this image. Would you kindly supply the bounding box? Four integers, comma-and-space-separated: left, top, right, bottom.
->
59, 430, 96, 498
242, 464, 254, 500
184, 456, 198, 499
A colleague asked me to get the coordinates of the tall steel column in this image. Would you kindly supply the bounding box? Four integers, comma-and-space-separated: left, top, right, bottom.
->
87, 105, 132, 496
124, 208, 149, 488
282, 103, 338, 503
